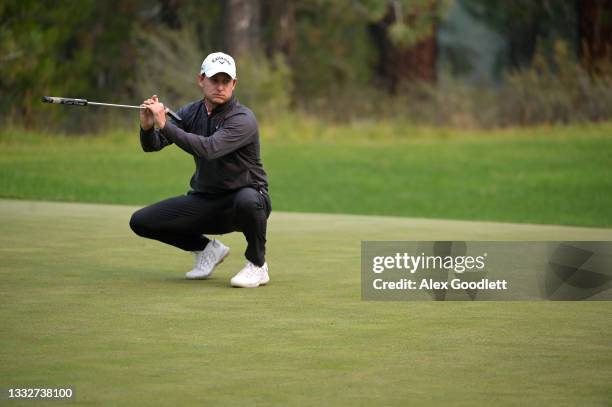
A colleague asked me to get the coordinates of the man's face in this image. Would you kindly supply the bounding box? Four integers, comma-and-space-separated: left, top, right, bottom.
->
198, 73, 236, 105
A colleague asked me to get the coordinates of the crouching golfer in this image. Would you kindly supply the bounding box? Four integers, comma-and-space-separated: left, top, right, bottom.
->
130, 52, 271, 288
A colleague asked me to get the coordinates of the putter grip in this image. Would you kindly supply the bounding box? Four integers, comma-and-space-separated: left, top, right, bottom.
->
41, 96, 88, 106
165, 108, 182, 123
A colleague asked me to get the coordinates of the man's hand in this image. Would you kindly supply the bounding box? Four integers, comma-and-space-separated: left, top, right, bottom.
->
141, 95, 167, 129
140, 96, 155, 130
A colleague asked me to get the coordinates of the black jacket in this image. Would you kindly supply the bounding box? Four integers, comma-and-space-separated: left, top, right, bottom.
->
140, 97, 268, 194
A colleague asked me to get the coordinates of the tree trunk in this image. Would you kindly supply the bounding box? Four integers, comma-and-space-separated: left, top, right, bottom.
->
369, 1, 438, 94
159, 0, 182, 29
262, 0, 296, 60
225, 0, 261, 58
578, 0, 612, 74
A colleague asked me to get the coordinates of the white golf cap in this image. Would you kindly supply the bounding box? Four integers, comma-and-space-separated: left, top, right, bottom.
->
200, 52, 237, 79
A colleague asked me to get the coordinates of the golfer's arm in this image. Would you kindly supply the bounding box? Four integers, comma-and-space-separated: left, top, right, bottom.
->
160, 113, 256, 160
139, 104, 187, 152
139, 127, 173, 152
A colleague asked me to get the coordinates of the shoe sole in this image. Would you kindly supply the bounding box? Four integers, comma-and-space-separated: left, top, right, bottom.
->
185, 247, 230, 280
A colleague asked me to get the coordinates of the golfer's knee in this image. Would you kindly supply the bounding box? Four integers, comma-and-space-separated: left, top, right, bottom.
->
234, 188, 263, 216
129, 209, 153, 237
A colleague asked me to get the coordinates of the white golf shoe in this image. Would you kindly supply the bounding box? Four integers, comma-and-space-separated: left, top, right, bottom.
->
185, 239, 230, 279
230, 262, 270, 288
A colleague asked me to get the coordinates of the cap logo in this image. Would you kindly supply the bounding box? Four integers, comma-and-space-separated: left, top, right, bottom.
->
211, 56, 232, 65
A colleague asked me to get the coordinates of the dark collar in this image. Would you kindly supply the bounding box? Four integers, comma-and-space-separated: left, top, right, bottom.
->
204, 96, 236, 117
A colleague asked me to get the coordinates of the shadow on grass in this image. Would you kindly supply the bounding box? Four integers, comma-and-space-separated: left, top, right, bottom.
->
161, 276, 236, 288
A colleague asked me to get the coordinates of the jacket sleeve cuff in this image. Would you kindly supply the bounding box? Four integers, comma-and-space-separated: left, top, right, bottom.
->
140, 126, 154, 136
160, 121, 177, 141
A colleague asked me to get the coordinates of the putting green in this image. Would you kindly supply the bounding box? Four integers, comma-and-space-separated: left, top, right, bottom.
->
1, 199, 611, 406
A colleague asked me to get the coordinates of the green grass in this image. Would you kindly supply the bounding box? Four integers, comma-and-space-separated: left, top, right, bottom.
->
2, 123, 611, 405
1, 122, 612, 227
1, 199, 611, 406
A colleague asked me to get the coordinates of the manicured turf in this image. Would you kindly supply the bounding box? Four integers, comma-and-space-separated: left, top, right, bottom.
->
1, 124, 611, 227
1, 200, 611, 406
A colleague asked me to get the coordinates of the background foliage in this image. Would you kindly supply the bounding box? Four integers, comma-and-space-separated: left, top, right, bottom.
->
1, 0, 610, 131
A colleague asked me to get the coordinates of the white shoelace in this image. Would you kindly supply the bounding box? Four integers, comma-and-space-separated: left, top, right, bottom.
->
239, 263, 259, 278
196, 251, 216, 270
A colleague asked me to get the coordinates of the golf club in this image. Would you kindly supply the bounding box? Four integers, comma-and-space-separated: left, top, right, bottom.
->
41, 96, 182, 123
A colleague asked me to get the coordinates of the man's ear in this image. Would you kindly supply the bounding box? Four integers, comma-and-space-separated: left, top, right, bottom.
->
231, 79, 237, 90
197, 74, 206, 88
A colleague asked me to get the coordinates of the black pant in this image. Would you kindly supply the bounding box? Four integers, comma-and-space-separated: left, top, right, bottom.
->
129, 187, 271, 266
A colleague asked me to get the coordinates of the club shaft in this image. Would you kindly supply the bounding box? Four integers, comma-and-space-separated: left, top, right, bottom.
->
87, 101, 145, 110
41, 96, 182, 122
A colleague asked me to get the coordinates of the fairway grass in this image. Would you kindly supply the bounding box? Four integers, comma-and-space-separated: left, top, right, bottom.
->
1, 124, 612, 227
1, 199, 611, 406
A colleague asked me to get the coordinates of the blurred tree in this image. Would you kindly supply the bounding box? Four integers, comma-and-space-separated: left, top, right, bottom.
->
221, 0, 293, 120
255, 0, 447, 96
280, 1, 376, 101
225, 0, 261, 58
578, 0, 612, 75
262, 0, 296, 60
461, 0, 578, 72
0, 0, 144, 128
167, 0, 225, 53
159, 0, 182, 29
367, 0, 442, 93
